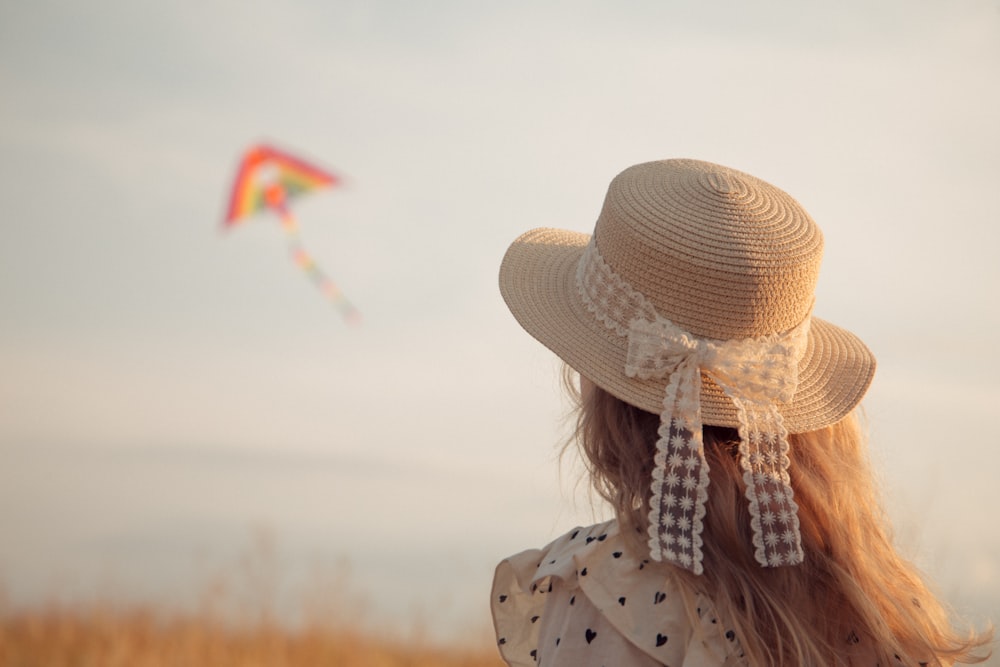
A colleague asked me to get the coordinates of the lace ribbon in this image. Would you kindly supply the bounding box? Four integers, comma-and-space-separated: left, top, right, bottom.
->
577, 240, 808, 574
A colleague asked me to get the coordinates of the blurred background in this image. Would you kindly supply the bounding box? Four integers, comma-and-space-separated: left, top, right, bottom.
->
1, 0, 997, 653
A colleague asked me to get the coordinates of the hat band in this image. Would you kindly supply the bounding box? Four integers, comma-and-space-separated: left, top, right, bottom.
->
576, 239, 809, 574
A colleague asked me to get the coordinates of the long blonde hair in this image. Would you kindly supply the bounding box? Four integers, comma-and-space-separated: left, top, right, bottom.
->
566, 370, 993, 666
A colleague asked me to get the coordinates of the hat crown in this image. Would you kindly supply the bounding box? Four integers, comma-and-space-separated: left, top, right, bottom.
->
593, 159, 823, 340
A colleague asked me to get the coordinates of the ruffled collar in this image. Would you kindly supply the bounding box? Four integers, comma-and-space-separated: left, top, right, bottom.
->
492, 520, 747, 666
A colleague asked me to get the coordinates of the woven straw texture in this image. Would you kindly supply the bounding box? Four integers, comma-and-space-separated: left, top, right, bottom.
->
499, 159, 875, 432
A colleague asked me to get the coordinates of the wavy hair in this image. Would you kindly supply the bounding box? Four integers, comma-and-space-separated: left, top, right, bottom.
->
564, 369, 992, 666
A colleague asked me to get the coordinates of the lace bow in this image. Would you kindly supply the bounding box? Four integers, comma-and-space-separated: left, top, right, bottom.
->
577, 240, 808, 574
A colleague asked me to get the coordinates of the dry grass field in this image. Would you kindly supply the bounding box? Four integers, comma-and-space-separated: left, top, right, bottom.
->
0, 601, 505, 667
0, 543, 504, 667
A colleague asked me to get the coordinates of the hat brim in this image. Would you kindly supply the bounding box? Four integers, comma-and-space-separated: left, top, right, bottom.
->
499, 228, 876, 433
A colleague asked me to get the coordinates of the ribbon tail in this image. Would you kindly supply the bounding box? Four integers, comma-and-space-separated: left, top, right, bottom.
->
647, 359, 710, 574
734, 399, 804, 568
280, 213, 362, 325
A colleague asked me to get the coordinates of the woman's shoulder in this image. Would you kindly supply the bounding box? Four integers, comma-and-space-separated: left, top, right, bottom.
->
491, 520, 746, 666
498, 519, 620, 584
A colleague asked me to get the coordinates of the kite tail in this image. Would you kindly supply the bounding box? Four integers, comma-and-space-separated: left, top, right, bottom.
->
275, 206, 361, 325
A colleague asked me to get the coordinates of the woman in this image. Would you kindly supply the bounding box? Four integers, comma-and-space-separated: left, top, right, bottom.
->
491, 159, 992, 665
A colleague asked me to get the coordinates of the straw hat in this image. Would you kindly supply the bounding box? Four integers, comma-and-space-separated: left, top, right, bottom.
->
499, 159, 875, 434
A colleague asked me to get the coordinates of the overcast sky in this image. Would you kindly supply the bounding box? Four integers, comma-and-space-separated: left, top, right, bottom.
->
1, 0, 997, 644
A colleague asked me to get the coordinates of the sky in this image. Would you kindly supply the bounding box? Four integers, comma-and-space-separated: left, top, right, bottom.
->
1, 0, 998, 647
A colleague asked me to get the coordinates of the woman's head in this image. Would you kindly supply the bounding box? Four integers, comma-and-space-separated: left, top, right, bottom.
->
501, 159, 876, 574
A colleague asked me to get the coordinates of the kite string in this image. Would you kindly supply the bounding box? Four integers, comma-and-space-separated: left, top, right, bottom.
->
274, 204, 361, 324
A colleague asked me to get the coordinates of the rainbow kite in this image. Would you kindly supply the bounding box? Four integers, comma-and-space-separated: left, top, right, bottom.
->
223, 144, 360, 324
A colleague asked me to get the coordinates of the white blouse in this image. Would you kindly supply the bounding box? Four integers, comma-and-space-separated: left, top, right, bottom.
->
491, 519, 747, 667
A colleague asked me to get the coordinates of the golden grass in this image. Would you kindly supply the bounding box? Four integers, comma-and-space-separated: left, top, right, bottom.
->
0, 602, 506, 667
0, 531, 506, 665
